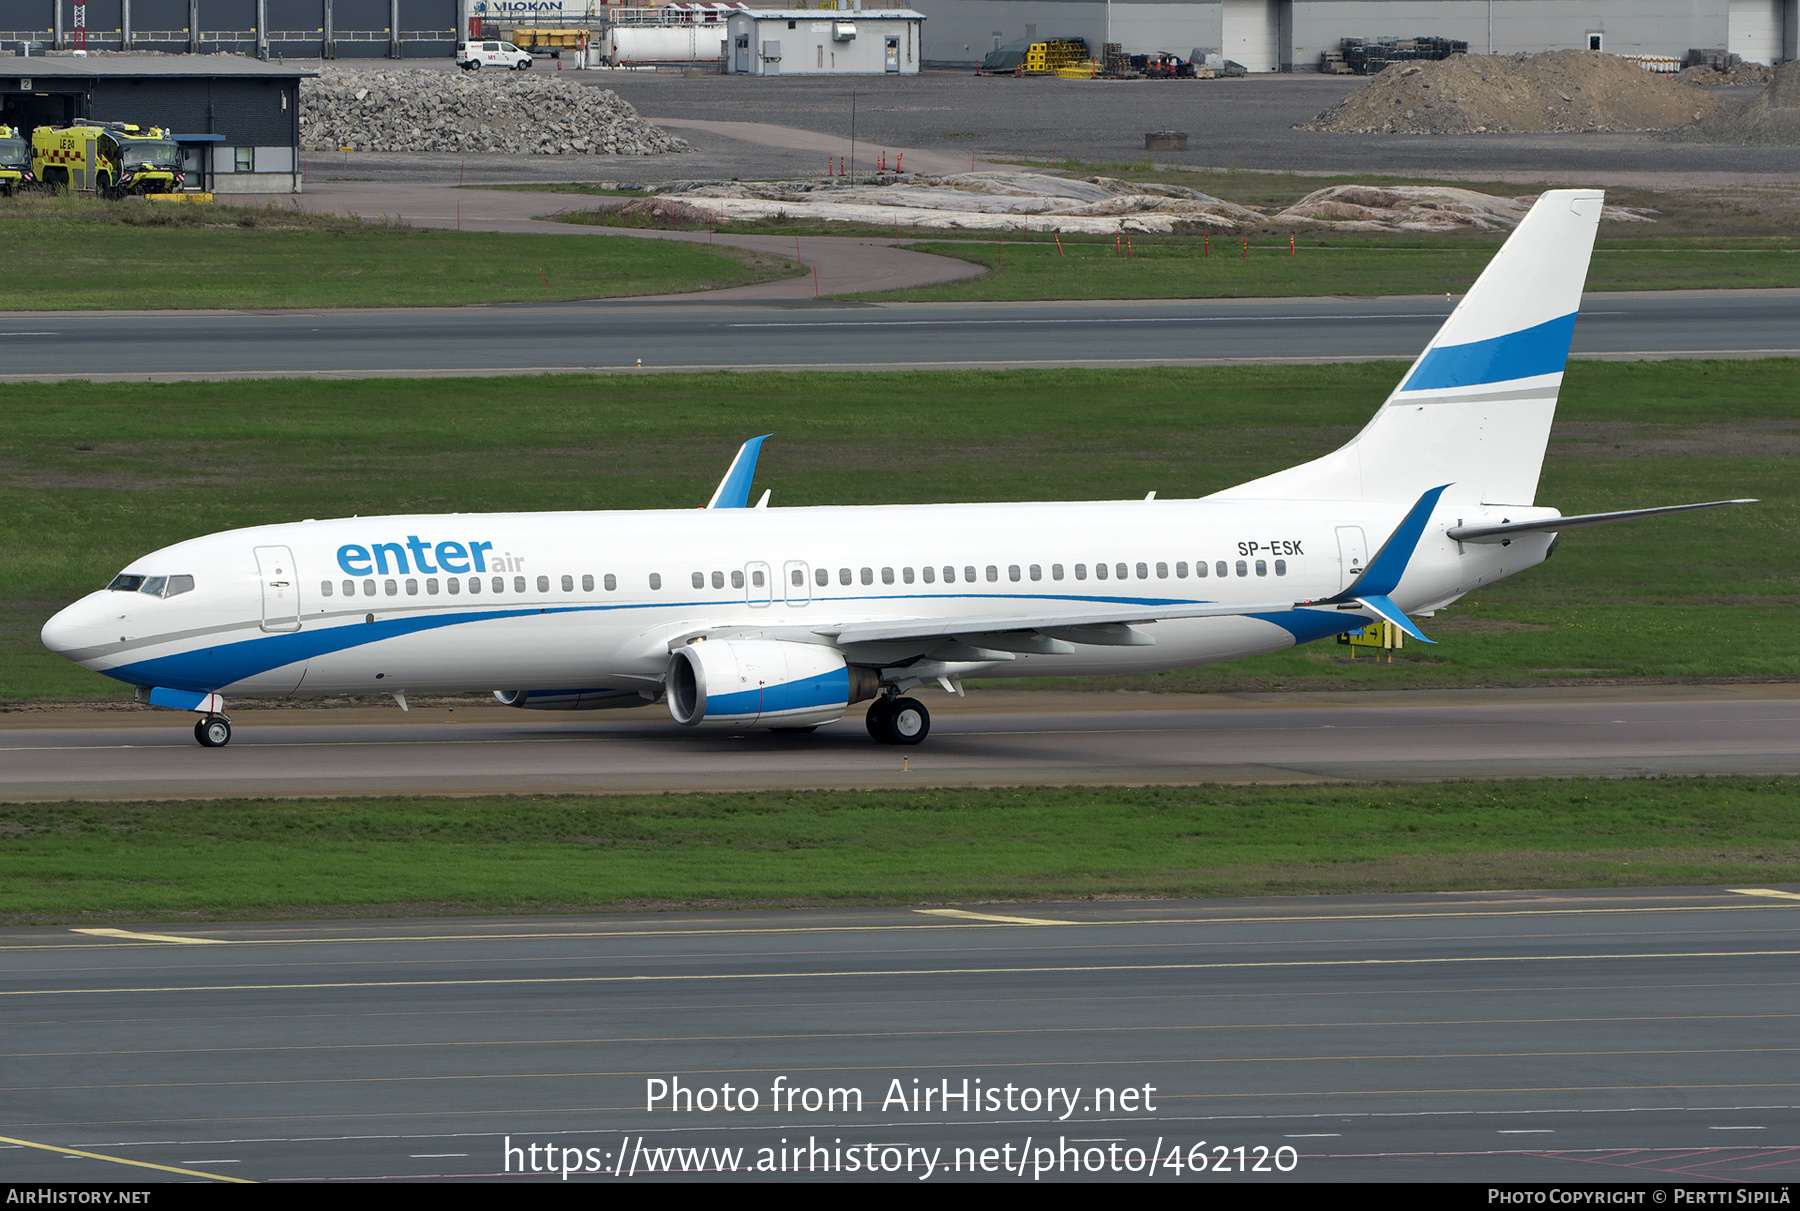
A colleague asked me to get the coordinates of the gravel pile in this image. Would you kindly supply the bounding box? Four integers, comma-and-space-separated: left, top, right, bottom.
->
1300, 50, 1720, 134
1663, 61, 1800, 144
1675, 61, 1776, 87
299, 65, 687, 156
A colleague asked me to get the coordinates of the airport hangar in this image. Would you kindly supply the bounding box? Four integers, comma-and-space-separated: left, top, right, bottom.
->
0, 56, 309, 192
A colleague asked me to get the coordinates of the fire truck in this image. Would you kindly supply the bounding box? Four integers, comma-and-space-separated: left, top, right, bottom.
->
0, 125, 34, 196
31, 122, 184, 197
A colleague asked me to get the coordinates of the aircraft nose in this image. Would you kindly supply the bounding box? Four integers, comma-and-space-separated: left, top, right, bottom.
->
41, 598, 105, 657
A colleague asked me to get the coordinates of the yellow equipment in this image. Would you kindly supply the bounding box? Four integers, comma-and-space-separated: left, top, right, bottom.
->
1022, 40, 1091, 73
1338, 621, 1406, 662
31, 122, 184, 197
0, 124, 33, 196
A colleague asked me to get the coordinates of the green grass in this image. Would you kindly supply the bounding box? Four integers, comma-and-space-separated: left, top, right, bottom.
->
0, 194, 798, 309
4, 780, 1796, 922
853, 238, 1800, 302
5, 360, 1795, 701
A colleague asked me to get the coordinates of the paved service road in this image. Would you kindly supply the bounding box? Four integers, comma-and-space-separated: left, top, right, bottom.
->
4, 887, 1800, 1183
4, 291, 1799, 382
5, 687, 1798, 801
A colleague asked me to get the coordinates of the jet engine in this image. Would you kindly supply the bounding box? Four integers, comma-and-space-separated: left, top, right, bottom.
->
666, 639, 877, 728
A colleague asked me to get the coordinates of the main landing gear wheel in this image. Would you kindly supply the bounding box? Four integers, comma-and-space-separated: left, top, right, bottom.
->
194, 716, 232, 748
866, 697, 929, 745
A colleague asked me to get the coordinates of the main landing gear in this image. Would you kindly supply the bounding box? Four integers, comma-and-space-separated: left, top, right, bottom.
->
866, 695, 929, 746
194, 715, 233, 748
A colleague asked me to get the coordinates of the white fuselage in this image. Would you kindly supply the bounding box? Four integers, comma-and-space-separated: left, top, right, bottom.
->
42, 495, 1551, 702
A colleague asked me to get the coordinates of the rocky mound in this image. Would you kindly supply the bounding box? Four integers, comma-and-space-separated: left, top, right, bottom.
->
299, 65, 686, 156
1301, 50, 1720, 134
1272, 185, 1655, 231
1663, 60, 1800, 144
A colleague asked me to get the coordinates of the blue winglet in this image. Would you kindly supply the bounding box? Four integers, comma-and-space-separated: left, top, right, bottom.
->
1333, 484, 1451, 601
706, 434, 771, 509
1354, 594, 1436, 644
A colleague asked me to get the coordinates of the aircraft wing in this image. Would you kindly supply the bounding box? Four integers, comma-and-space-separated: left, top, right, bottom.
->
816, 599, 1302, 650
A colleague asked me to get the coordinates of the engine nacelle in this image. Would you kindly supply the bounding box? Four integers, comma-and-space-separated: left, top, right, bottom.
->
667, 639, 874, 728
494, 688, 651, 711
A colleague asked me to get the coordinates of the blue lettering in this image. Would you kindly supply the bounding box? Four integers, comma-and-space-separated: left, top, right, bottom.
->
405, 535, 438, 575
337, 544, 373, 576
437, 541, 470, 574
372, 542, 409, 575
470, 541, 494, 573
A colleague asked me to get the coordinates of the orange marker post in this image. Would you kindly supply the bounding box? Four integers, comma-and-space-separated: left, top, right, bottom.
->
1054, 232, 1064, 257
1290, 235, 1296, 257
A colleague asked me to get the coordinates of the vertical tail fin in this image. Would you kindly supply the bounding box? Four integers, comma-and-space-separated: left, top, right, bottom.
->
1212, 189, 1603, 507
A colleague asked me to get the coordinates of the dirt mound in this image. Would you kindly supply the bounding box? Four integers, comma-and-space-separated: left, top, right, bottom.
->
1301, 50, 1720, 134
1675, 61, 1776, 87
1663, 60, 1800, 144
1272, 185, 1655, 231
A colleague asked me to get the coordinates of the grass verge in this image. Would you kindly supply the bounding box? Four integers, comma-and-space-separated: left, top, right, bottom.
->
5, 360, 1795, 701
0, 194, 798, 309
4, 780, 1796, 923
851, 237, 1800, 302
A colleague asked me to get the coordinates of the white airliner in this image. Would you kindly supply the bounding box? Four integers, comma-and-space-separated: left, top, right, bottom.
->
42, 190, 1750, 748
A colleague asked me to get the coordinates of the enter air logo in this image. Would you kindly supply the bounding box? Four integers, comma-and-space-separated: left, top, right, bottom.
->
337, 536, 524, 576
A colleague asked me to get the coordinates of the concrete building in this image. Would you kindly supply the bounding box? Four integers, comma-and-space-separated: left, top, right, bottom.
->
912, 0, 1797, 71
724, 8, 926, 73
4, 0, 457, 59
1, 56, 310, 191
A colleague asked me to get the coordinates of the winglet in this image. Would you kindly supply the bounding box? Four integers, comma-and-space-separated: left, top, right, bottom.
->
705, 435, 772, 510
1354, 594, 1436, 644
1331, 484, 1451, 602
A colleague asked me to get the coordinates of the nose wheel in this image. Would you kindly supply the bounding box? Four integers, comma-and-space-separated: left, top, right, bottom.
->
866, 696, 929, 745
194, 716, 232, 748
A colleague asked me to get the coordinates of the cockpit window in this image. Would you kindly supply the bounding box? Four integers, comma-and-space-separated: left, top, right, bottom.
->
106, 573, 195, 597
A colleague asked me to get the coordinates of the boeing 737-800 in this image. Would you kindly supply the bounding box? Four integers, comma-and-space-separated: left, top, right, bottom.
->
41, 190, 1750, 747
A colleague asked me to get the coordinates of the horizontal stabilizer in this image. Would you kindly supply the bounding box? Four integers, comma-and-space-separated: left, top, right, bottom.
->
1447, 499, 1757, 544
1348, 595, 1435, 644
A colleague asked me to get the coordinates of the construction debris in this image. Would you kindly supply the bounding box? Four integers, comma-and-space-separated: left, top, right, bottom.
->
298, 65, 687, 156
1301, 50, 1721, 134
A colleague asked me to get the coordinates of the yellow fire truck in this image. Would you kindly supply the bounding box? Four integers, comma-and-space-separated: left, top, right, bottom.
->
0, 125, 33, 197
31, 122, 184, 196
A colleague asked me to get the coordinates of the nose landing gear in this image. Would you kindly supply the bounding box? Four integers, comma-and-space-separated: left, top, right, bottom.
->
865, 695, 929, 745
194, 715, 233, 747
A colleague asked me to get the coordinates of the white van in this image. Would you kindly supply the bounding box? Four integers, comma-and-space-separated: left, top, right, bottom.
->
456, 41, 533, 70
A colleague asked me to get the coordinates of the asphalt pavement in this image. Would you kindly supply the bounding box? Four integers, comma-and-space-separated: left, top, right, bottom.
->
6, 290, 1799, 382
4, 886, 1799, 1183
5, 685, 1798, 801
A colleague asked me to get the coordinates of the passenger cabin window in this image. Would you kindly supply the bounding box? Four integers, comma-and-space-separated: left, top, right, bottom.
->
902, 567, 914, 584
1255, 559, 1268, 577
752, 569, 765, 587
386, 579, 399, 596
1274, 559, 1287, 576
448, 577, 461, 595
713, 571, 726, 589
535, 575, 549, 593
604, 574, 617, 591
406, 579, 419, 596
1176, 562, 1188, 578
515, 576, 528, 593
840, 568, 852, 585
1117, 563, 1129, 580
321, 580, 334, 596
922, 566, 935, 583
792, 568, 805, 586
692, 572, 706, 590
882, 567, 894, 585
1074, 564, 1087, 580
582, 574, 594, 591
942, 566, 955, 583
861, 567, 873, 585
1052, 564, 1064, 580
364, 579, 376, 596
563, 575, 575, 592
814, 567, 828, 587
492, 576, 505, 593
964, 565, 976, 583
1235, 561, 1248, 577
1195, 561, 1208, 578
342, 580, 356, 596
1095, 564, 1108, 580
648, 573, 662, 590
1155, 562, 1168, 579
426, 578, 440, 595
1137, 563, 1149, 579
468, 577, 481, 594
1216, 561, 1228, 578
1029, 564, 1041, 581
733, 570, 746, 589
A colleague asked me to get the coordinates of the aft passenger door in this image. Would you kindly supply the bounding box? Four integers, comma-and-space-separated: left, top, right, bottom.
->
255, 545, 301, 632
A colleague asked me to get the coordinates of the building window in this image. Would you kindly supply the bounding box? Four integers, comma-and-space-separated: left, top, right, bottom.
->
234, 146, 253, 173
